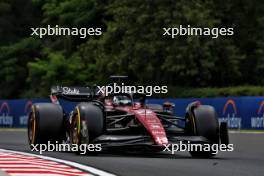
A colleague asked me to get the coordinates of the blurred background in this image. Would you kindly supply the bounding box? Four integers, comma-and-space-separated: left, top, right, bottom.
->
0, 0, 264, 98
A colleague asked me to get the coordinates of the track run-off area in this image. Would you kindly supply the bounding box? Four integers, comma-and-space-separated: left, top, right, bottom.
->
0, 129, 264, 176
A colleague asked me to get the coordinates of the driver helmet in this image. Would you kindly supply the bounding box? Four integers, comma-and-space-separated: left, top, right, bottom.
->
112, 95, 131, 106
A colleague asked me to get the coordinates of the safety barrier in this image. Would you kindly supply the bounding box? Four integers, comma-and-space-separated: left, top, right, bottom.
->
0, 97, 264, 129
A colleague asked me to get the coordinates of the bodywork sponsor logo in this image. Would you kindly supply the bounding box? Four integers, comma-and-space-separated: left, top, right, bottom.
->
62, 87, 80, 95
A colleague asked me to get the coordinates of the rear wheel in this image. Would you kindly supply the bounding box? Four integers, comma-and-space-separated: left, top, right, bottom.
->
185, 105, 219, 158
70, 103, 104, 153
28, 103, 64, 148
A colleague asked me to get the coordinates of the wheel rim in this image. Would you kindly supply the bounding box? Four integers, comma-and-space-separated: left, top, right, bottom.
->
190, 114, 197, 135
28, 111, 36, 144
185, 114, 196, 135
71, 114, 80, 144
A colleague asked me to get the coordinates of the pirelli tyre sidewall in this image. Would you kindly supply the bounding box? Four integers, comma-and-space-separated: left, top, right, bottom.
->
70, 103, 104, 146
28, 103, 64, 148
186, 105, 219, 158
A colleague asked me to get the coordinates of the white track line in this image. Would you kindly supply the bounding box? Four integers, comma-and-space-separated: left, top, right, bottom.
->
8, 175, 61, 176
0, 149, 116, 176
1, 169, 88, 176
0, 166, 80, 172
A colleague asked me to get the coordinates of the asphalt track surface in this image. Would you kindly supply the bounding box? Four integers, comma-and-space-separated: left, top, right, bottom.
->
0, 130, 264, 176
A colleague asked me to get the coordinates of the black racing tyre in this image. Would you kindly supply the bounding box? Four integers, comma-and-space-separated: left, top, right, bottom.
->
70, 103, 104, 147
220, 122, 229, 145
186, 105, 219, 158
28, 103, 64, 148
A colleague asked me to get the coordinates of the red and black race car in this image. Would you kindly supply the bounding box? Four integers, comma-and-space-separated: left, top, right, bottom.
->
27, 83, 229, 158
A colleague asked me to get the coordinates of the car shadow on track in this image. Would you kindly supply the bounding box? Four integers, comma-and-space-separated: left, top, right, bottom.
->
78, 150, 230, 160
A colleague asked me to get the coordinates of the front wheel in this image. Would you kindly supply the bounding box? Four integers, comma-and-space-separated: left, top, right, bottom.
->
185, 105, 219, 158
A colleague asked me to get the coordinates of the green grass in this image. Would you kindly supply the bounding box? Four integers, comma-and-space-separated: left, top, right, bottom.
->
0, 128, 26, 131
230, 129, 264, 133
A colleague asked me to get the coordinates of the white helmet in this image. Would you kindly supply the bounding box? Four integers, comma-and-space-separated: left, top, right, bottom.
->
112, 95, 131, 106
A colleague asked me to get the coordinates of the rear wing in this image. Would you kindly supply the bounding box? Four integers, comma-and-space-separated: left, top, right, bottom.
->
50, 86, 100, 102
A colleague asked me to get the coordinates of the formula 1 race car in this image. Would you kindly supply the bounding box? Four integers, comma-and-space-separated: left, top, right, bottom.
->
27, 83, 229, 158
